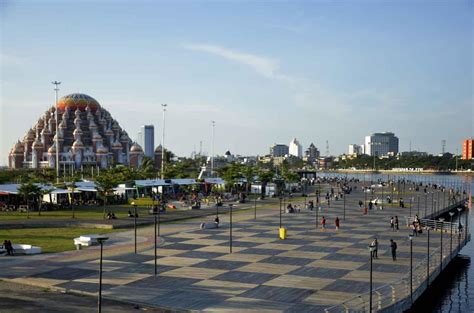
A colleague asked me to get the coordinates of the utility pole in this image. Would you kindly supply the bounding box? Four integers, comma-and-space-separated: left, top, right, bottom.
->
52, 81, 61, 184
211, 121, 215, 176
161, 104, 167, 179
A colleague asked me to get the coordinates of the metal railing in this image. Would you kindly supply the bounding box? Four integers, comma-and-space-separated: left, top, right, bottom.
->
324, 226, 470, 313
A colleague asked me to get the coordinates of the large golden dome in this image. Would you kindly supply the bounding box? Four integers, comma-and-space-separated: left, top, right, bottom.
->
57, 93, 100, 112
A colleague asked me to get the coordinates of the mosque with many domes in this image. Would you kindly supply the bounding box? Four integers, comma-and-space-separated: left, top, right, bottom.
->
8, 93, 155, 170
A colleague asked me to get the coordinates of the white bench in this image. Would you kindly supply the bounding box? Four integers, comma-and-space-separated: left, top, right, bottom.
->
73, 234, 103, 249
200, 222, 218, 230
11, 244, 42, 255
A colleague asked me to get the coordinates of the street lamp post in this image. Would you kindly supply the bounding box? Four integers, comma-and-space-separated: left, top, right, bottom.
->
457, 208, 462, 252
427, 228, 430, 287
211, 121, 215, 177
96, 236, 109, 313
369, 243, 376, 313
152, 211, 159, 275
449, 211, 455, 257
52, 81, 61, 183
343, 189, 346, 221
409, 234, 413, 305
417, 196, 420, 216
254, 188, 257, 220
439, 217, 445, 271
161, 104, 167, 179
131, 202, 137, 254
229, 204, 233, 253
279, 195, 282, 229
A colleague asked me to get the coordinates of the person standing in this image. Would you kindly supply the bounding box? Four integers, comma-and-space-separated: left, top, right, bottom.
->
371, 238, 378, 259
395, 216, 399, 230
321, 216, 326, 229
390, 217, 395, 231
335, 217, 340, 230
390, 239, 397, 261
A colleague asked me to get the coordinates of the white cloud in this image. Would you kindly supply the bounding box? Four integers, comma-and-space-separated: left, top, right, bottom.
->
182, 43, 294, 83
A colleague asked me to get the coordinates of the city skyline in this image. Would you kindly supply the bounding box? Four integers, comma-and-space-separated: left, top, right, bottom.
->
1, 1, 472, 166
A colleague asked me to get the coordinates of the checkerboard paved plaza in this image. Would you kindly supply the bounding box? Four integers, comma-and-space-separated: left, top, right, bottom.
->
3, 184, 440, 312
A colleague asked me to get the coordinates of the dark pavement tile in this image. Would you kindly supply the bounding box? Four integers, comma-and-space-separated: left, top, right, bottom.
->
239, 285, 314, 303
212, 271, 278, 284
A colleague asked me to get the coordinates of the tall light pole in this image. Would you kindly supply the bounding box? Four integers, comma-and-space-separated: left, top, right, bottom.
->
211, 121, 215, 177
161, 104, 167, 179
229, 204, 233, 253
449, 211, 454, 257
52, 81, 61, 183
439, 217, 445, 271
96, 236, 109, 313
369, 243, 376, 313
409, 234, 413, 306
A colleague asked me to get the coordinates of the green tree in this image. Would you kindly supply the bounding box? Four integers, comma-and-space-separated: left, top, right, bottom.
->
18, 182, 42, 219
95, 172, 119, 219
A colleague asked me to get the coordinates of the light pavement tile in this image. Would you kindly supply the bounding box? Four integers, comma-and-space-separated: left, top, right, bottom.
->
195, 245, 246, 253
337, 247, 368, 255
159, 266, 226, 280
255, 243, 302, 251
304, 290, 360, 306
157, 256, 207, 266
232, 232, 261, 238
76, 272, 148, 285
11, 277, 67, 288
168, 232, 211, 239
192, 279, 257, 296
277, 250, 328, 259
325, 242, 354, 248
342, 270, 400, 283
69, 262, 123, 272
237, 263, 299, 275
308, 260, 365, 270
263, 275, 334, 290
142, 248, 184, 256
236, 237, 275, 244
215, 253, 269, 263
180, 238, 228, 246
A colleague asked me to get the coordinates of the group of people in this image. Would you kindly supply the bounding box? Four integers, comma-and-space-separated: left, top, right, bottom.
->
370, 238, 398, 261
106, 212, 117, 220
320, 216, 340, 230
390, 216, 400, 231
2, 240, 14, 256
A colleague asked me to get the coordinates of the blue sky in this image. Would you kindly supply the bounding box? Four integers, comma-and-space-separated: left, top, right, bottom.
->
1, 0, 472, 165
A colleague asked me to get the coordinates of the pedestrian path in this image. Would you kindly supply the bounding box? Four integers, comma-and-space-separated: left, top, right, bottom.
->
1, 182, 467, 312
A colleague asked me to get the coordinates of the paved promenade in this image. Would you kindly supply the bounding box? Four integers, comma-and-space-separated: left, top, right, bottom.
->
1, 182, 467, 312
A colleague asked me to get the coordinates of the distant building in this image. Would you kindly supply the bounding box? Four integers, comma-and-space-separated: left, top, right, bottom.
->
270, 144, 289, 157
141, 125, 154, 158
304, 143, 320, 163
348, 144, 363, 155
318, 157, 333, 169
462, 139, 474, 160
364, 132, 399, 156
289, 138, 303, 158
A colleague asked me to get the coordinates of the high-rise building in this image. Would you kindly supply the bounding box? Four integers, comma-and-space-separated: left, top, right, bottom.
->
462, 139, 474, 160
289, 138, 303, 158
348, 144, 363, 155
270, 144, 289, 157
364, 132, 399, 156
141, 125, 154, 158
304, 143, 320, 163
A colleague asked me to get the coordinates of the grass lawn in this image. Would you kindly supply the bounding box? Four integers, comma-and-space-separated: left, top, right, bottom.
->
0, 206, 137, 221
0, 227, 121, 253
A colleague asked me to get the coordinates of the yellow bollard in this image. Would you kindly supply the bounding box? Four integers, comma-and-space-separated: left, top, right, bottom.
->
279, 227, 287, 240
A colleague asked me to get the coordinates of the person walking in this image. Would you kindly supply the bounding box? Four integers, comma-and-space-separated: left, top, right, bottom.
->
390, 239, 397, 261
335, 217, 340, 230
390, 217, 395, 231
411, 222, 418, 237
321, 216, 326, 229
395, 216, 399, 230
